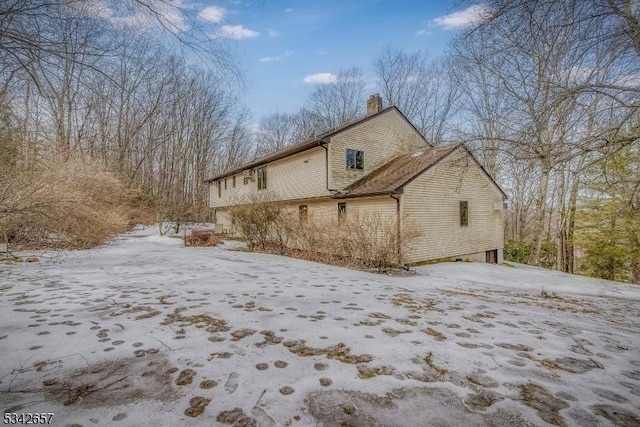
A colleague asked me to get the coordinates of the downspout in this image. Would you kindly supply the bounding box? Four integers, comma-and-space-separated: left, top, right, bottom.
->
389, 193, 402, 268
319, 139, 338, 192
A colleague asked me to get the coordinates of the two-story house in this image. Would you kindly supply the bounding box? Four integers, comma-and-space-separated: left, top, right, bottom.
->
206, 94, 506, 264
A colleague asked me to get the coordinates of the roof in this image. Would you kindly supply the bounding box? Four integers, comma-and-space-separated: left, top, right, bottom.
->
333, 144, 461, 198
205, 106, 428, 182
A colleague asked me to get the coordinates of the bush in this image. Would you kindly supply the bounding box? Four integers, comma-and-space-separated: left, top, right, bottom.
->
0, 156, 130, 252
185, 230, 222, 247
229, 197, 416, 270
504, 240, 531, 264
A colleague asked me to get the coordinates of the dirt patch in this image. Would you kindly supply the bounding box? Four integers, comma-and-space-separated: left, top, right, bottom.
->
357, 365, 395, 379
284, 340, 373, 365
279, 386, 295, 395
274, 360, 287, 368
161, 310, 230, 334
216, 408, 257, 426
231, 328, 257, 341
175, 369, 196, 386
200, 380, 217, 389
516, 382, 569, 426
381, 328, 412, 337
42, 353, 176, 407
422, 327, 447, 341
307, 386, 532, 427
185, 396, 211, 417
592, 404, 640, 425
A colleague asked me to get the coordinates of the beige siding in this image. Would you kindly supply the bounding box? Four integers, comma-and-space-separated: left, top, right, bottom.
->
402, 149, 504, 264
216, 196, 397, 238
209, 146, 328, 209
328, 109, 427, 190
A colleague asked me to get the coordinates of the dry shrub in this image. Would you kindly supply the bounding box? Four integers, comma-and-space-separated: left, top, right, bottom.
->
1, 156, 130, 252
185, 230, 222, 247
229, 197, 418, 270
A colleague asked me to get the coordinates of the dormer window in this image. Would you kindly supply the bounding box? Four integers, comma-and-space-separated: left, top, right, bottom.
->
346, 149, 364, 170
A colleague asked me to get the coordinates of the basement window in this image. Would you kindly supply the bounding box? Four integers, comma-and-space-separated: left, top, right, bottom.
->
460, 201, 469, 227
346, 149, 364, 170
299, 205, 308, 222
338, 202, 346, 221
257, 167, 267, 190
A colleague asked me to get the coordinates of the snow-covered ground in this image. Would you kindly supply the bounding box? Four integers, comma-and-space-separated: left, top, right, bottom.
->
1, 225, 639, 426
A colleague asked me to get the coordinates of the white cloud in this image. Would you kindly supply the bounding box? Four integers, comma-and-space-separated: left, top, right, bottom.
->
416, 29, 432, 36
432, 4, 490, 30
267, 27, 279, 37
217, 24, 259, 39
284, 8, 293, 13
259, 51, 291, 62
109, 0, 189, 32
199, 5, 225, 23
303, 73, 338, 84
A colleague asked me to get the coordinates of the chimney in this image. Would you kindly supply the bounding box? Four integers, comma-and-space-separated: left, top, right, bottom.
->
366, 93, 383, 116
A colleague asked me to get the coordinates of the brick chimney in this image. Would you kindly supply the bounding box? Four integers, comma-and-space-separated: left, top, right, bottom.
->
366, 93, 383, 116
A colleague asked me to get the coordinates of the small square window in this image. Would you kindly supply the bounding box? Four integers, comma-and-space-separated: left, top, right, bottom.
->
346, 149, 364, 170
299, 205, 308, 222
460, 201, 468, 226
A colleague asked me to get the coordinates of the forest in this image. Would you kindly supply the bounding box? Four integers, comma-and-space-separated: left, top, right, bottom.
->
1, 0, 638, 283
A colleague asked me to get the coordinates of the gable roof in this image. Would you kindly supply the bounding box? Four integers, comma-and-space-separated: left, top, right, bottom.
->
205, 106, 429, 182
333, 144, 461, 199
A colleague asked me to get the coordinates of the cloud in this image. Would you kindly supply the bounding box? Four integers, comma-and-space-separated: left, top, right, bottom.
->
259, 51, 291, 62
303, 73, 338, 84
267, 27, 279, 37
109, 0, 189, 32
199, 5, 225, 23
432, 4, 490, 29
416, 29, 432, 36
284, 8, 293, 13
217, 24, 259, 39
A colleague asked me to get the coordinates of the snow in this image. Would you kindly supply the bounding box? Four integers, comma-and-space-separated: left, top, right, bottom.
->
1, 225, 639, 426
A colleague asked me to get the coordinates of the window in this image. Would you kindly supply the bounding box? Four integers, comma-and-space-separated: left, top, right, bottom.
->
232, 176, 236, 188
217, 181, 221, 198
224, 178, 227, 189
460, 201, 468, 226
338, 202, 346, 221
257, 167, 267, 190
299, 205, 308, 222
346, 149, 364, 170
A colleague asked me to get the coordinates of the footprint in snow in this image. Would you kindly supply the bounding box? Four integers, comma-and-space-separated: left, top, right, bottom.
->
224, 372, 239, 394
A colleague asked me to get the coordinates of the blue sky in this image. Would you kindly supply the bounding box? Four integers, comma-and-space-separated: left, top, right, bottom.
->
196, 1, 482, 122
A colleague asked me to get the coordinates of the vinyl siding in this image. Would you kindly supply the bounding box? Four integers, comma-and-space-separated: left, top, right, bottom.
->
328, 109, 427, 191
402, 149, 504, 264
209, 146, 328, 208
216, 196, 397, 238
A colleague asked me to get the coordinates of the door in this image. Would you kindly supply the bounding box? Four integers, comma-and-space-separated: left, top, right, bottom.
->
486, 250, 498, 264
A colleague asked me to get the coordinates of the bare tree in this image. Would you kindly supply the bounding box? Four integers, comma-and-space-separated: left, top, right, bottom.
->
305, 67, 366, 131
373, 47, 460, 144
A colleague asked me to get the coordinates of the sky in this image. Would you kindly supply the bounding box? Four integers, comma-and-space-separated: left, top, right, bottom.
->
195, 1, 483, 123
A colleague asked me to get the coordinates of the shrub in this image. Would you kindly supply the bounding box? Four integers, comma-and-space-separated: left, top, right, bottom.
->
504, 240, 531, 264
185, 230, 222, 247
0, 156, 130, 252
228, 197, 417, 270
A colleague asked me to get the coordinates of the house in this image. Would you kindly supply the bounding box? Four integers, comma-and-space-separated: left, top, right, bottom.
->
206, 94, 506, 264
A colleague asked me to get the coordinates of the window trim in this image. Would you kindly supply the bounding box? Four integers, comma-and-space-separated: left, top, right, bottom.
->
346, 148, 364, 170
257, 167, 267, 190
460, 201, 469, 227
